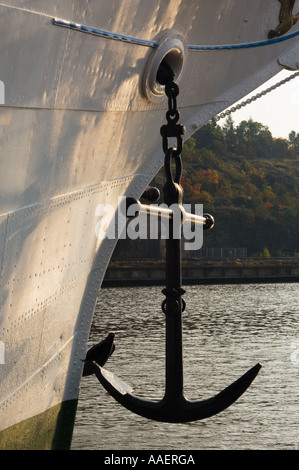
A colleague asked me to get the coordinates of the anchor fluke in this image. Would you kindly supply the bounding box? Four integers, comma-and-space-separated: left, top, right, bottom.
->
92, 362, 261, 423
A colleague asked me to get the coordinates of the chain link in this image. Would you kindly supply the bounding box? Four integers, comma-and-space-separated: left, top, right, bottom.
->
160, 79, 186, 158
160, 74, 185, 206
211, 71, 299, 125
165, 81, 179, 121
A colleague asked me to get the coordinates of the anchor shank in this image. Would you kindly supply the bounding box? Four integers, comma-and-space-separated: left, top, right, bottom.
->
164, 220, 184, 399
165, 299, 184, 399
166, 225, 182, 290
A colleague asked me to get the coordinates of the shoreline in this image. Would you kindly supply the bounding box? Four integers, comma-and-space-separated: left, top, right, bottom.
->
103, 277, 299, 287
103, 260, 299, 287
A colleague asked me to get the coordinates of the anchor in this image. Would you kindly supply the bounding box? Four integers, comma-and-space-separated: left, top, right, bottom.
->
92, 73, 261, 422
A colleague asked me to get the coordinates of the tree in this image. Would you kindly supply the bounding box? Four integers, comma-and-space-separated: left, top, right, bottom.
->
288, 130, 299, 156
194, 124, 224, 151
182, 137, 196, 163
223, 116, 236, 151
272, 138, 289, 159
158, 118, 299, 255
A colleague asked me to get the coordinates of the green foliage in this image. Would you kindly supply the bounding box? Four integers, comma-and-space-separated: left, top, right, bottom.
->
153, 117, 299, 256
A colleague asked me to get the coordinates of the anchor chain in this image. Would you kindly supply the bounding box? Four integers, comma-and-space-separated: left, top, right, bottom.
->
160, 81, 185, 160
211, 71, 299, 125
159, 70, 186, 317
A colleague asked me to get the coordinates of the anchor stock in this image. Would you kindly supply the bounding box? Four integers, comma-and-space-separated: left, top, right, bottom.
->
126, 196, 213, 229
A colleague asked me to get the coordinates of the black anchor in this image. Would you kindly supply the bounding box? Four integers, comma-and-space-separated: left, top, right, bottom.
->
91, 73, 261, 422
93, 155, 261, 421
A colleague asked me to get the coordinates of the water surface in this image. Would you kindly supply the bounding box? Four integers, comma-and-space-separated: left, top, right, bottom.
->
72, 283, 299, 450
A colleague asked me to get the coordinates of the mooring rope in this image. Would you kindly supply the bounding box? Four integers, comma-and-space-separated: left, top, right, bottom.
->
188, 29, 299, 50
53, 17, 299, 50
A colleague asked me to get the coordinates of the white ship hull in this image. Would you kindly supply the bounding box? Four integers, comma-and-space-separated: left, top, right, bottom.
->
0, 0, 298, 449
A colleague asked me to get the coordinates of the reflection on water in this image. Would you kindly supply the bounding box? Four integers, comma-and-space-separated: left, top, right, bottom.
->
72, 283, 299, 450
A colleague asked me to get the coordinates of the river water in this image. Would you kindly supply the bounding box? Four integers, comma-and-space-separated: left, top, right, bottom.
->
71, 282, 299, 450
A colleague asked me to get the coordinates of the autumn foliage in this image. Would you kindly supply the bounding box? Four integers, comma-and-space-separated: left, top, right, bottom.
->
153, 118, 299, 256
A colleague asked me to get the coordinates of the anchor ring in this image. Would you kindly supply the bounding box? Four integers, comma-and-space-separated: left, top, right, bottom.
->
162, 287, 186, 315
161, 298, 186, 315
